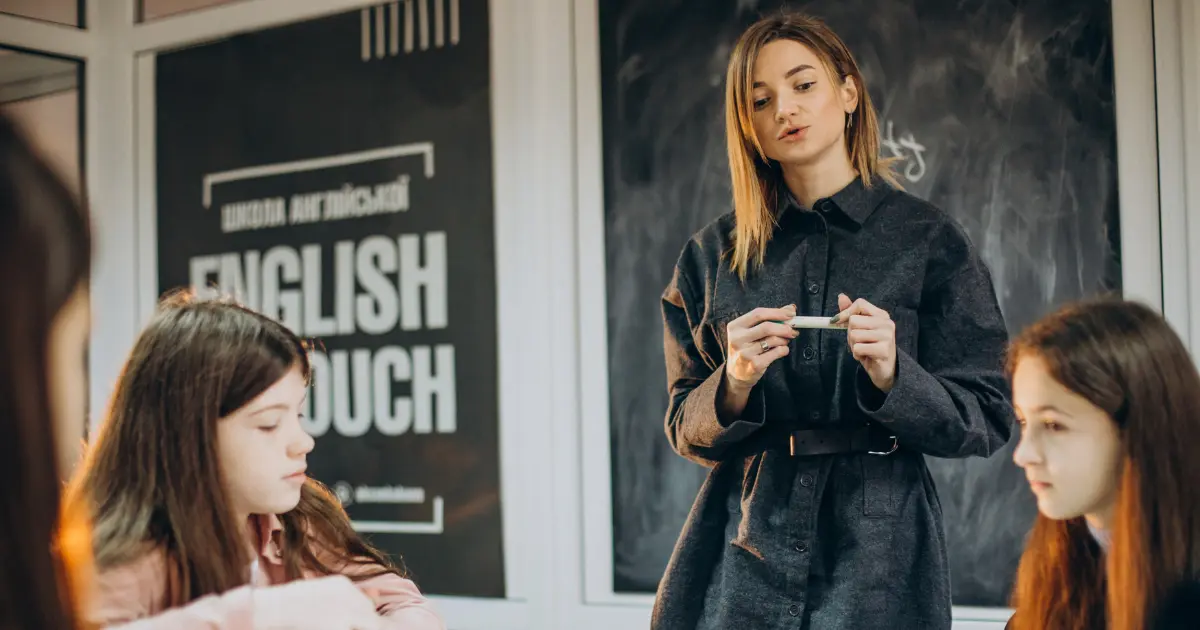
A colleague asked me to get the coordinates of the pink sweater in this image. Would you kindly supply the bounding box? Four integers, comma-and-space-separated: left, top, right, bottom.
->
87, 514, 444, 629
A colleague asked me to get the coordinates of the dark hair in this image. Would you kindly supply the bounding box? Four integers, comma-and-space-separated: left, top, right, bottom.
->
0, 112, 93, 628
1006, 298, 1200, 629
68, 292, 402, 607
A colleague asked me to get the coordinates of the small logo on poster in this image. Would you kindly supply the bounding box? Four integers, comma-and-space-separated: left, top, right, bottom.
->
334, 481, 355, 506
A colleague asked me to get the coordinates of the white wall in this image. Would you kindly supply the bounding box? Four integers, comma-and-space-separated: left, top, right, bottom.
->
0, 1, 1196, 628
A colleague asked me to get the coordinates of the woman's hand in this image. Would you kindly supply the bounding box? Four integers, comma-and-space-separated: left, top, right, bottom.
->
724, 304, 799, 393
832, 293, 897, 393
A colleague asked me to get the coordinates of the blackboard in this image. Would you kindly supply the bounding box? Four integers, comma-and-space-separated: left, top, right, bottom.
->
600, 0, 1120, 606
154, 1, 505, 598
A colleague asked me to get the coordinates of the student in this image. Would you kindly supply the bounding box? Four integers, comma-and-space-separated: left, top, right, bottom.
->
653, 11, 1013, 630
68, 293, 444, 630
1008, 298, 1200, 630
0, 110, 94, 630
0, 107, 390, 630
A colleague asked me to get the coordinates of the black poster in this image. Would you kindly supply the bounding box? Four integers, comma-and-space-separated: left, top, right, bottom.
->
154, 1, 503, 598
600, 0, 1119, 606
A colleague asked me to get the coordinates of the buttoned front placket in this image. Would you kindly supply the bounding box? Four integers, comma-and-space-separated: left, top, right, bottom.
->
774, 203, 835, 623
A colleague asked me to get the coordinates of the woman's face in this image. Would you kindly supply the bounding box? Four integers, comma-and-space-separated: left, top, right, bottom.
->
46, 285, 90, 477
1011, 354, 1123, 527
217, 366, 314, 519
749, 39, 857, 168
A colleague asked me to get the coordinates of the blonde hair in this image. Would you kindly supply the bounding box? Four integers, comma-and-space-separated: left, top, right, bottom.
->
725, 13, 899, 280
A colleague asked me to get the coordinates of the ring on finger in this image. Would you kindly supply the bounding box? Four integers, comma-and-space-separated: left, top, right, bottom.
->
760, 340, 770, 353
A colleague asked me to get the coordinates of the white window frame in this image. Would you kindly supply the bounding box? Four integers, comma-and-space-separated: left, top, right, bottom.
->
0, 3, 110, 426
1157, 0, 1200, 356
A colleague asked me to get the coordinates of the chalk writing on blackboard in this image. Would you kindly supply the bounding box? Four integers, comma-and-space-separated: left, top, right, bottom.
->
881, 120, 927, 184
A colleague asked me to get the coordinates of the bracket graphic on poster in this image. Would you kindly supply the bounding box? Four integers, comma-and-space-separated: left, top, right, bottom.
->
353, 496, 445, 535
333, 482, 446, 535
200, 142, 436, 208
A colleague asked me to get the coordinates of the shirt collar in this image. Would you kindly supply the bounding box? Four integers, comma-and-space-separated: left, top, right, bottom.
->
778, 175, 894, 225
249, 513, 286, 564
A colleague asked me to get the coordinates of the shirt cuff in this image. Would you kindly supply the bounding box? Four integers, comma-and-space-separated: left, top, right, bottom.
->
855, 348, 924, 420
692, 363, 767, 445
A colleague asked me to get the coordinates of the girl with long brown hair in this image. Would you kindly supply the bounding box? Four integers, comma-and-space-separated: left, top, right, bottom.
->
0, 109, 93, 630
655, 11, 1014, 630
1007, 298, 1200, 629
68, 293, 443, 630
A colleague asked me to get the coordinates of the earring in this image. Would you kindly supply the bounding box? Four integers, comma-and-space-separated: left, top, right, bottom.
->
846, 115, 853, 130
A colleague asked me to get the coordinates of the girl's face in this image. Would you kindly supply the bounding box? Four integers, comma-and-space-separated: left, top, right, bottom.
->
217, 366, 314, 519
749, 39, 857, 169
1011, 355, 1123, 527
47, 285, 90, 477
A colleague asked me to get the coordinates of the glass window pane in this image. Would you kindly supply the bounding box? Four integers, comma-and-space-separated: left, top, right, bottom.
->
0, 47, 84, 456
0, 48, 82, 194
0, 0, 81, 28
138, 0, 242, 22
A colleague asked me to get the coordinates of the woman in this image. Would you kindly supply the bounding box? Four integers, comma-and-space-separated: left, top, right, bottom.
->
69, 293, 443, 630
1007, 299, 1200, 630
654, 12, 1014, 629
0, 108, 398, 630
0, 110, 94, 629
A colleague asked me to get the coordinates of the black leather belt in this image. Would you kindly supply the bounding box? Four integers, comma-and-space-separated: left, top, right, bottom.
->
788, 425, 898, 457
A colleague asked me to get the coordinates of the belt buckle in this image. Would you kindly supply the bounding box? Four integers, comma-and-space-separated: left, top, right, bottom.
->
867, 435, 899, 456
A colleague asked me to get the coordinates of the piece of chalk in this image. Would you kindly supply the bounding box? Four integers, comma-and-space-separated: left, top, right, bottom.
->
785, 316, 846, 330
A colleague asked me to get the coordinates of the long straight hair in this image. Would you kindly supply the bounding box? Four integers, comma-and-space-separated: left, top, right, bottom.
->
1006, 299, 1200, 629
0, 112, 93, 628
66, 293, 403, 607
724, 12, 899, 281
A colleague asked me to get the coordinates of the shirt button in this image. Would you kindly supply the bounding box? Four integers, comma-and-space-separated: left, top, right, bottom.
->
789, 604, 800, 616
794, 541, 809, 553
800, 474, 814, 487
802, 346, 816, 360
807, 281, 820, 294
